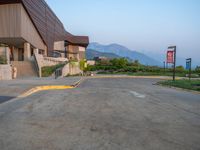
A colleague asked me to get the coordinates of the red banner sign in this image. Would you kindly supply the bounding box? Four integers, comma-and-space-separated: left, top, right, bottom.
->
167, 50, 174, 63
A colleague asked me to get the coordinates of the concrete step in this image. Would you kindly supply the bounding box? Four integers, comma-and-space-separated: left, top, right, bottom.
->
11, 61, 38, 78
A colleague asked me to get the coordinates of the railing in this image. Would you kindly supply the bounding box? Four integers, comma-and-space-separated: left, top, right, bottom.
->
33, 53, 42, 77
33, 53, 69, 78
55, 68, 63, 79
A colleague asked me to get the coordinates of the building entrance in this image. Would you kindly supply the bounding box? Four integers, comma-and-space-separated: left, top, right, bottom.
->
18, 48, 24, 61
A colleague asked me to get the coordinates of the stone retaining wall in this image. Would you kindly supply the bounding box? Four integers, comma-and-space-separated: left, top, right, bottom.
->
62, 63, 82, 77
0, 65, 12, 80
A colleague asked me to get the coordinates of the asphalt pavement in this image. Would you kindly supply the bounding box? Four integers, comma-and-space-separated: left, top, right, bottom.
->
0, 78, 199, 150
0, 77, 81, 101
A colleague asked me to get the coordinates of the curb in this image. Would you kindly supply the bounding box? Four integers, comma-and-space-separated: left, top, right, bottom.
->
72, 77, 84, 88
87, 75, 177, 80
18, 77, 84, 98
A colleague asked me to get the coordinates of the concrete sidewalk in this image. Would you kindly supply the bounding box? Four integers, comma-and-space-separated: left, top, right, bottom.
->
0, 77, 81, 99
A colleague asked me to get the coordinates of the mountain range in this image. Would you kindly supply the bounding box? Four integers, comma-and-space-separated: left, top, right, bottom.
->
86, 42, 199, 68
87, 42, 162, 66
86, 49, 121, 60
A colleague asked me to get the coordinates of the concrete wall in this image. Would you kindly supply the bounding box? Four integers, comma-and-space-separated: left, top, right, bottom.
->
53, 44, 86, 61
68, 45, 79, 53
62, 63, 82, 76
0, 47, 10, 64
67, 53, 79, 61
0, 4, 21, 38
0, 65, 12, 80
20, 4, 46, 51
79, 46, 86, 60
0, 4, 46, 51
0, 47, 6, 56
54, 41, 65, 51
87, 60, 95, 66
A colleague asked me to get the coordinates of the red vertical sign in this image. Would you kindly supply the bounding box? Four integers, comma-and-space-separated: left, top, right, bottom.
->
167, 51, 174, 63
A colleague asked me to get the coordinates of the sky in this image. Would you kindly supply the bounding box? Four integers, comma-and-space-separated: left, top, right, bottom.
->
46, 0, 200, 63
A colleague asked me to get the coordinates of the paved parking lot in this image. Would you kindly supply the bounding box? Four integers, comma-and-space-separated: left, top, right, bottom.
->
0, 78, 200, 150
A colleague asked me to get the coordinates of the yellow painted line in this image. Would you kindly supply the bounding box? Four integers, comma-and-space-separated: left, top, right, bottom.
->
18, 78, 84, 98
18, 85, 74, 98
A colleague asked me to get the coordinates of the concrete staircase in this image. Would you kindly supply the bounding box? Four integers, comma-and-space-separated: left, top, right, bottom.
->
11, 61, 38, 78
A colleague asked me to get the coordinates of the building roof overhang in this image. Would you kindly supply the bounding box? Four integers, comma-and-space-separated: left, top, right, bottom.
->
0, 0, 89, 48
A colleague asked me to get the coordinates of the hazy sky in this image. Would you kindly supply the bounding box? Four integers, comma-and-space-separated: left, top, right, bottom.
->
46, 0, 200, 62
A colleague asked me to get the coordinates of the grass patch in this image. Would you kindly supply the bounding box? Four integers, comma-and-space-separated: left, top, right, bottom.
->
158, 79, 200, 91
42, 64, 65, 77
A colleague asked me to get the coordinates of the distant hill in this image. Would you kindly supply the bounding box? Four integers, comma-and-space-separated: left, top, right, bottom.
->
143, 51, 200, 69
86, 49, 121, 60
87, 42, 162, 66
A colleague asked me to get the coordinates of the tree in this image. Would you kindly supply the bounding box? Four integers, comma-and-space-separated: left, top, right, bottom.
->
110, 58, 128, 68
195, 66, 200, 73
132, 60, 140, 67
176, 66, 185, 73
79, 59, 87, 71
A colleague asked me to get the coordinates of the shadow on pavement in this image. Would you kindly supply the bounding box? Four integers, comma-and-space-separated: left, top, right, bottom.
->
0, 96, 16, 104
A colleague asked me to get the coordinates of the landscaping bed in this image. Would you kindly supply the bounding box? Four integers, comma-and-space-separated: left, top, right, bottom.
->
158, 79, 200, 92
42, 64, 65, 77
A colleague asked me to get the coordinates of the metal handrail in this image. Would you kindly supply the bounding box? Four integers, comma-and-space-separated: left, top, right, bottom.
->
33, 54, 40, 77
55, 68, 62, 79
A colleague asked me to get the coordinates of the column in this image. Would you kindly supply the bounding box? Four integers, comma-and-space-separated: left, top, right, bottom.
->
5, 47, 10, 64
24, 42, 31, 61
13, 47, 18, 61
44, 46, 47, 56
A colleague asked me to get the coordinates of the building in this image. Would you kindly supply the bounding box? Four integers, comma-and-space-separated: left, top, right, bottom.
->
0, 0, 89, 78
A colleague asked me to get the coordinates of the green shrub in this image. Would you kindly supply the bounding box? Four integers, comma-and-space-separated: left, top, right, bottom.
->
122, 66, 137, 72
176, 66, 185, 73
195, 66, 200, 73
0, 56, 7, 64
79, 59, 86, 71
110, 58, 129, 68
42, 64, 65, 77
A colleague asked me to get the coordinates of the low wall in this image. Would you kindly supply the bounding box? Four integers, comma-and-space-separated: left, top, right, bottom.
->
0, 65, 12, 80
62, 63, 83, 77
34, 53, 69, 77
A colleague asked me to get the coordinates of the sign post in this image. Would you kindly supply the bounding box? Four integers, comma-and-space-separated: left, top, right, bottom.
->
163, 61, 166, 74
167, 46, 176, 81
186, 58, 192, 81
